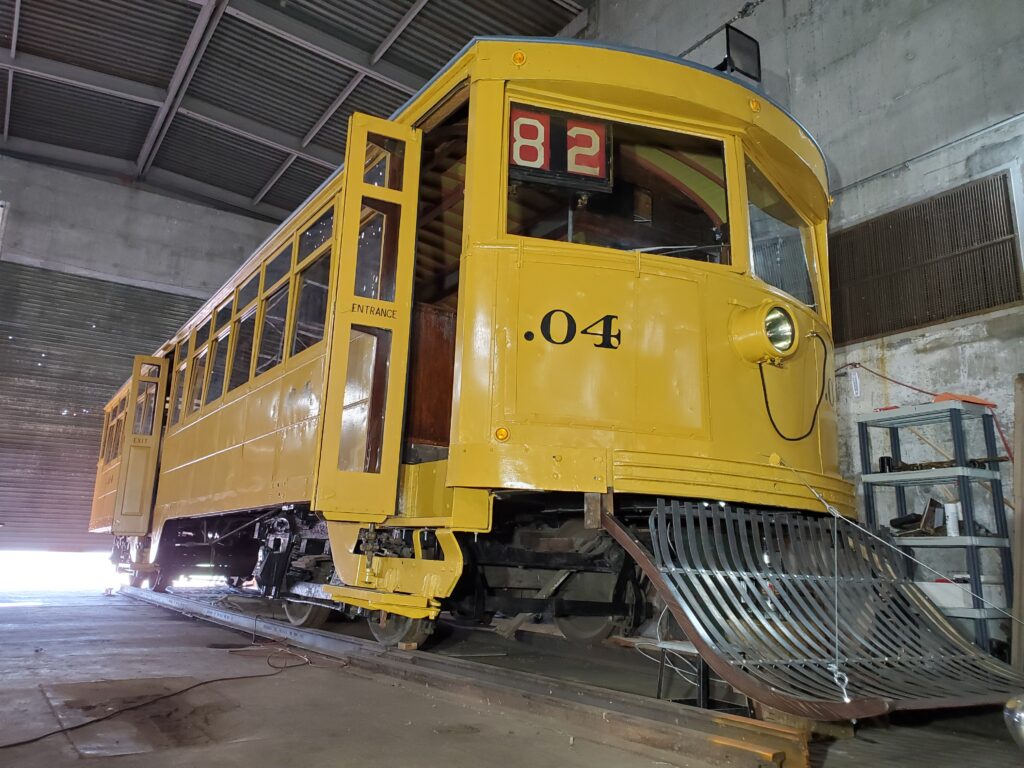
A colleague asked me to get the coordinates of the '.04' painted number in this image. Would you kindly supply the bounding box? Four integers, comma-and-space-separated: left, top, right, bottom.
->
524, 310, 621, 349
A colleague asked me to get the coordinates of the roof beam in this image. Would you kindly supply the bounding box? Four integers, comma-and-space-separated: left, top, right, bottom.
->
145, 167, 290, 220
3, 70, 12, 141
0, 50, 164, 104
5, 0, 19, 141
252, 154, 295, 205
137, 0, 228, 178
0, 136, 289, 220
557, 9, 589, 38
371, 0, 429, 64
253, 0, 426, 205
224, 0, 425, 95
0, 48, 336, 175
179, 96, 337, 169
10, 0, 21, 57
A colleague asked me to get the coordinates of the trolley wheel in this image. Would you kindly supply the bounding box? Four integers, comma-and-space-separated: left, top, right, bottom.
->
367, 612, 434, 648
283, 601, 331, 629
554, 569, 642, 644
150, 569, 176, 593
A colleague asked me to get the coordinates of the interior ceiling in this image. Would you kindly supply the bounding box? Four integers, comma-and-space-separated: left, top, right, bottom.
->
0, 0, 587, 221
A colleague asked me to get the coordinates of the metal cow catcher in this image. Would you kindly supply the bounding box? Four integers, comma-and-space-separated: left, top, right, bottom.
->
87, 38, 1023, 719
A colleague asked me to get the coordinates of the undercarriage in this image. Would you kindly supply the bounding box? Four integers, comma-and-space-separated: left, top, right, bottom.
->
117, 492, 1024, 720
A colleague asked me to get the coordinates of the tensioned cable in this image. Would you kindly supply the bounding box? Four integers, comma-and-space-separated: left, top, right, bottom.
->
778, 458, 1024, 629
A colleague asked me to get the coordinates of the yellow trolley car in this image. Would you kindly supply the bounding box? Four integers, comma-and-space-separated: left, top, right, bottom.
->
89, 38, 1021, 720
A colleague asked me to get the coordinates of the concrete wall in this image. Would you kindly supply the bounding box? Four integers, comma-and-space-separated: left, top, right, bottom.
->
0, 155, 275, 299
590, 0, 1024, 222
835, 304, 1022, 512
588, 0, 1024, 509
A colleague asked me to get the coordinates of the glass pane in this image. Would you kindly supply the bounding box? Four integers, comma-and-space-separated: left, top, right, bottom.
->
238, 272, 260, 308
291, 249, 331, 355
364, 134, 405, 190
195, 318, 211, 348
103, 420, 116, 462
215, 300, 233, 332
140, 363, 161, 378
229, 310, 257, 391
354, 200, 399, 302
111, 418, 124, 460
98, 411, 110, 458
264, 245, 292, 290
507, 105, 730, 264
170, 363, 186, 425
299, 209, 333, 261
132, 380, 158, 435
256, 283, 290, 376
745, 157, 815, 305
205, 332, 230, 405
188, 350, 207, 414
338, 327, 391, 473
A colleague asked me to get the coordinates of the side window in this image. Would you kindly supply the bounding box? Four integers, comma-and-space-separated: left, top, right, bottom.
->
292, 249, 332, 355
254, 244, 293, 377
101, 410, 115, 463
169, 341, 186, 426
132, 380, 158, 436
229, 309, 257, 391
256, 284, 290, 376
106, 395, 127, 462
205, 330, 230, 405
746, 156, 815, 306
188, 348, 208, 415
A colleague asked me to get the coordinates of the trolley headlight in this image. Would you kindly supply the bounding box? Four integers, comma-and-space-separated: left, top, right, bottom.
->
764, 307, 795, 352
730, 302, 800, 364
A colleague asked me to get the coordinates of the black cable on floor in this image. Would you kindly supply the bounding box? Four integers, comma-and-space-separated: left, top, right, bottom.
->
0, 648, 309, 751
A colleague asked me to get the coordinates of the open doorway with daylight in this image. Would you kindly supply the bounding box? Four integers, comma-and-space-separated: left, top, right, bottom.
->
403, 86, 469, 459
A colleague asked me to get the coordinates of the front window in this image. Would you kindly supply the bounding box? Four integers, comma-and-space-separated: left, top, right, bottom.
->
507, 104, 730, 264
745, 157, 815, 306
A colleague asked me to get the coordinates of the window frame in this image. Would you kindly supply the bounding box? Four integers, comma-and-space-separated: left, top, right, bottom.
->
252, 244, 295, 382
500, 86, 749, 275
163, 198, 338, 428
168, 340, 188, 428
204, 326, 232, 407
742, 150, 821, 310
289, 203, 336, 364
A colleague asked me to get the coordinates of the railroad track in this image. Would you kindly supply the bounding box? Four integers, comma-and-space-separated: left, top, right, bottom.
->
121, 585, 808, 768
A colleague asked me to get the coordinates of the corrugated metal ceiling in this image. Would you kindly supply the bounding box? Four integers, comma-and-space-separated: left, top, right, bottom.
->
0, 0, 586, 222
189, 14, 357, 146
155, 113, 290, 198
11, 74, 157, 160
16, 0, 198, 89
262, 155, 332, 212
385, 0, 579, 75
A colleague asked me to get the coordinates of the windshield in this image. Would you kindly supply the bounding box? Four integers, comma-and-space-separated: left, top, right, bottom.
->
507, 104, 730, 264
746, 157, 816, 306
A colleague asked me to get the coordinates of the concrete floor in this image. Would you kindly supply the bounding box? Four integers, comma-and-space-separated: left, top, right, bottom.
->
0, 591, 686, 768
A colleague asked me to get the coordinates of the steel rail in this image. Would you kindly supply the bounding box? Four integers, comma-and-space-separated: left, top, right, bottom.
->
120, 585, 808, 768
603, 501, 1024, 721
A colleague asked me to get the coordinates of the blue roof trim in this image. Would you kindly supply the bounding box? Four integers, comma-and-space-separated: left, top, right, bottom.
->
248, 35, 827, 268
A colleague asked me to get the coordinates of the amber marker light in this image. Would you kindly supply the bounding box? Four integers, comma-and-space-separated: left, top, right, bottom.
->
730, 302, 799, 364
495, 427, 510, 441
511, 50, 527, 66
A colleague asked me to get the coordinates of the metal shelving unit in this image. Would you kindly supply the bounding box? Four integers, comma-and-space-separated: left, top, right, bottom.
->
857, 401, 1012, 650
